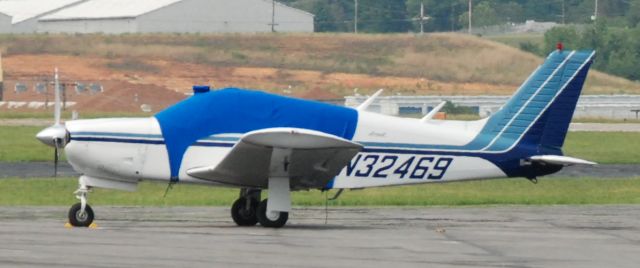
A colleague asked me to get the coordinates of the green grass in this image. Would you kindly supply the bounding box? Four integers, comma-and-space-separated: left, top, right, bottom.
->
0, 126, 63, 162
1, 177, 639, 206
571, 117, 640, 123
564, 132, 640, 164
486, 33, 545, 49
1, 125, 639, 164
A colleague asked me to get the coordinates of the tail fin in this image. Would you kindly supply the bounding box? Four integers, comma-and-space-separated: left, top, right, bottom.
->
480, 49, 595, 154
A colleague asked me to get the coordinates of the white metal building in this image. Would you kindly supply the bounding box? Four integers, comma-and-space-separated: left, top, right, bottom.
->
345, 95, 640, 120
0, 0, 83, 33
38, 0, 314, 34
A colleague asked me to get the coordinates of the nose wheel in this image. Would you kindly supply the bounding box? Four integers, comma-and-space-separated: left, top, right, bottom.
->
68, 203, 94, 227
68, 182, 94, 227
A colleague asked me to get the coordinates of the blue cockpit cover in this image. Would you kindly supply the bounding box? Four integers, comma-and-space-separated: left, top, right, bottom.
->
155, 88, 359, 179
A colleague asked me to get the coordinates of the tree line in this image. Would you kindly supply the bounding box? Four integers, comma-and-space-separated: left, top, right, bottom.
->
280, 0, 640, 33
278, 0, 640, 81
534, 21, 640, 81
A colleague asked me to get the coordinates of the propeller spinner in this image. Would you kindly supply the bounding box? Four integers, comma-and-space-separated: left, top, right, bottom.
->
35, 68, 70, 177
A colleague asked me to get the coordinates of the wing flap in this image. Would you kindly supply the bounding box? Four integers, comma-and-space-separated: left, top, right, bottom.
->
187, 128, 362, 189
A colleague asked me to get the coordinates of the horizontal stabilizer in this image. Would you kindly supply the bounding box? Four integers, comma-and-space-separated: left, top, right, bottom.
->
529, 155, 597, 166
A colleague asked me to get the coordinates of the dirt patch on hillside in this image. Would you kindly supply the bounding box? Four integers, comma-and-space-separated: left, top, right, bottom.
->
1, 54, 521, 113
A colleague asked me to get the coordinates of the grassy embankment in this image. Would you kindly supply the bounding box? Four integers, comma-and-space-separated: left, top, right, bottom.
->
0, 33, 637, 95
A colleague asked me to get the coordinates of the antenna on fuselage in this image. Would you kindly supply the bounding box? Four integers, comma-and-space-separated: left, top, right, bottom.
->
356, 89, 383, 111
163, 182, 175, 198
420, 101, 447, 123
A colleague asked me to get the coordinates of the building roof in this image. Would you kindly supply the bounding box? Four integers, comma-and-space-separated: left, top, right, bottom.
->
0, 0, 83, 24
41, 0, 313, 22
40, 0, 182, 21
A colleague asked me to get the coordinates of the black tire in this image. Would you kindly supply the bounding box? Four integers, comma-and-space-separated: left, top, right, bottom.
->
256, 199, 288, 228
68, 203, 94, 227
231, 197, 259, 226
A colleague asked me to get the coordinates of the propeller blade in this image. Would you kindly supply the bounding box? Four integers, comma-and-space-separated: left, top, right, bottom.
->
53, 139, 59, 177
54, 68, 61, 125
54, 147, 58, 177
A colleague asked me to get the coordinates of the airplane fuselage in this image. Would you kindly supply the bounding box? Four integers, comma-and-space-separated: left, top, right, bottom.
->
65, 110, 512, 191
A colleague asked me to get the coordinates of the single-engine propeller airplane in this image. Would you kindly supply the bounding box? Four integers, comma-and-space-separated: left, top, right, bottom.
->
37, 47, 596, 228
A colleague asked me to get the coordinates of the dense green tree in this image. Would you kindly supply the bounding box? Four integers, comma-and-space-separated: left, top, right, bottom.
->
404, 0, 467, 32
543, 22, 640, 81
459, 1, 501, 28
310, 0, 352, 32
495, 1, 525, 23
580, 19, 610, 69
282, 0, 640, 33
282, 0, 640, 80
543, 25, 580, 52
628, 0, 640, 26
358, 0, 411, 32
282, 0, 354, 32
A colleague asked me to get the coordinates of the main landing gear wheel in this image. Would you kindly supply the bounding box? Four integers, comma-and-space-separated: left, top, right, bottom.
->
231, 197, 259, 226
68, 202, 94, 227
257, 199, 288, 228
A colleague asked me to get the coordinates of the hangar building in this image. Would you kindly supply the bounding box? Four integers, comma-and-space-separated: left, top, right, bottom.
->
345, 94, 640, 120
39, 0, 314, 34
0, 0, 83, 33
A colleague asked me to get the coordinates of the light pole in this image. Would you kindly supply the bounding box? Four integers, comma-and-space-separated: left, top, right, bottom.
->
420, 2, 424, 34
354, 0, 358, 33
271, 0, 275, 32
561, 0, 565, 24
468, 0, 472, 34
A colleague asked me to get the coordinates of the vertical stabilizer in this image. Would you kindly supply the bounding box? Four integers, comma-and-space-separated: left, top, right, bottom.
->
478, 50, 595, 154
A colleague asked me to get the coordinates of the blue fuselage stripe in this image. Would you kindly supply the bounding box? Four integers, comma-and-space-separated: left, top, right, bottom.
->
71, 135, 236, 147
70, 135, 499, 155
71, 137, 165, 145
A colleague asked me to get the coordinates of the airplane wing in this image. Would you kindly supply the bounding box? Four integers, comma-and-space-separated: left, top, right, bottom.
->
187, 128, 362, 190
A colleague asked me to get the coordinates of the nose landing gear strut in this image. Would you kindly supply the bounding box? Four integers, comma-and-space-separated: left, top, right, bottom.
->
68, 180, 94, 227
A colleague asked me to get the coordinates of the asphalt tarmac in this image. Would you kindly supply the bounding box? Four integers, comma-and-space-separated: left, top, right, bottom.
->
0, 206, 639, 267
1, 162, 639, 179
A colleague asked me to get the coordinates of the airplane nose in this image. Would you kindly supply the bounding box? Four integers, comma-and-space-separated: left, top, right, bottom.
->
36, 125, 69, 147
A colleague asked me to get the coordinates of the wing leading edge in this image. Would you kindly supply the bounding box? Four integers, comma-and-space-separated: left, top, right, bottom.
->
187, 128, 363, 189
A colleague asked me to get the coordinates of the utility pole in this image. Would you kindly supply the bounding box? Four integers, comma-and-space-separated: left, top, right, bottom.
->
0, 52, 3, 102
593, 0, 599, 21
420, 2, 424, 34
354, 0, 358, 33
268, 0, 279, 32
451, 3, 455, 31
468, 0, 472, 34
561, 0, 566, 24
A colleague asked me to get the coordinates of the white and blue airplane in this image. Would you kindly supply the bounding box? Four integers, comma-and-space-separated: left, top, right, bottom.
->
37, 48, 596, 228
